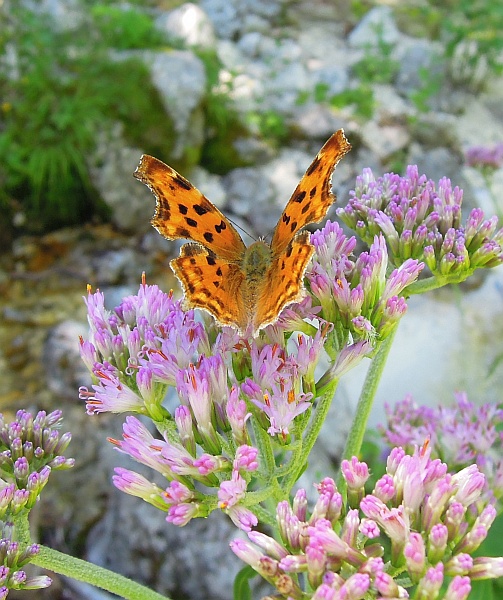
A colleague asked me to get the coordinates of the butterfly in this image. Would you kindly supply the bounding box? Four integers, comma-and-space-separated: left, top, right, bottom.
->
134, 129, 351, 335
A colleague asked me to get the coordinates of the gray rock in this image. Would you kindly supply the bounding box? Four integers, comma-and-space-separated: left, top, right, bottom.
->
360, 121, 410, 161
449, 40, 489, 92
189, 166, 227, 209
86, 474, 249, 600
348, 6, 400, 49
88, 126, 154, 234
222, 167, 274, 221
312, 64, 350, 97
241, 13, 270, 35
202, 0, 284, 39
237, 31, 264, 58
482, 77, 503, 123
23, 0, 84, 31
372, 84, 415, 123
156, 3, 216, 48
232, 136, 276, 164
298, 22, 351, 66
409, 112, 460, 149
200, 0, 240, 39
407, 145, 466, 195
395, 38, 445, 98
489, 168, 503, 217
89, 248, 142, 287
453, 97, 503, 147
294, 104, 347, 140
462, 167, 502, 216
342, 267, 503, 430
43, 320, 90, 400
148, 50, 207, 159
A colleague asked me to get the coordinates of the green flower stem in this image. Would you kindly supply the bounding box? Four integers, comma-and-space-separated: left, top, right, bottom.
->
15, 512, 169, 600
32, 545, 170, 600
283, 377, 339, 494
337, 323, 398, 494
406, 272, 472, 295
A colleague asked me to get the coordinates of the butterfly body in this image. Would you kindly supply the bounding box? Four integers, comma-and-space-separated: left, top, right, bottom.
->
242, 240, 271, 282
134, 129, 351, 335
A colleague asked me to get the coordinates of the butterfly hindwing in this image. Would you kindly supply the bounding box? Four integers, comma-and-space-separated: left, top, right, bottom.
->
170, 243, 248, 331
254, 231, 314, 331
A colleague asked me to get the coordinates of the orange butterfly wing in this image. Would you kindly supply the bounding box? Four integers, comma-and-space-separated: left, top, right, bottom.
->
253, 231, 314, 330
134, 155, 246, 263
252, 130, 351, 331
170, 243, 248, 330
135, 130, 352, 335
270, 129, 352, 256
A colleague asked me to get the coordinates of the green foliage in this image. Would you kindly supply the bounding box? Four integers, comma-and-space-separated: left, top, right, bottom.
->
471, 513, 503, 599
397, 0, 503, 92
439, 0, 503, 74
386, 150, 408, 175
0, 3, 172, 231
330, 85, 375, 120
90, 5, 166, 49
352, 35, 400, 85
314, 82, 330, 103
233, 566, 255, 600
409, 67, 443, 112
350, 0, 374, 21
247, 110, 288, 143
196, 48, 250, 173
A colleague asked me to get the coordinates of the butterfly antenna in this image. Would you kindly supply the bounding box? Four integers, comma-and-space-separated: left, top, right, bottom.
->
227, 216, 258, 243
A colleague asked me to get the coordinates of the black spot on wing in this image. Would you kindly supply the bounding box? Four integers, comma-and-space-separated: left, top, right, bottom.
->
178, 204, 188, 215
174, 174, 192, 191
282, 214, 291, 225
215, 220, 227, 234
185, 217, 197, 228
309, 186, 317, 198
206, 256, 216, 266
301, 203, 310, 215
306, 156, 322, 176
204, 232, 214, 244
193, 204, 209, 216
293, 190, 306, 203
290, 221, 298, 233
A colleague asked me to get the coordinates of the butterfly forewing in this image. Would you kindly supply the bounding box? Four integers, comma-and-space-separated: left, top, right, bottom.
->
134, 155, 246, 263
271, 129, 352, 256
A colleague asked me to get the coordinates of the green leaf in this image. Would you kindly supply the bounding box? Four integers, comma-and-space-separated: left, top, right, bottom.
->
233, 565, 255, 600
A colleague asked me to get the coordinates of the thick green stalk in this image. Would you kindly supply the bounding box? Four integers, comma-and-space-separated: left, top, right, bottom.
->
337, 324, 398, 492
32, 545, 169, 600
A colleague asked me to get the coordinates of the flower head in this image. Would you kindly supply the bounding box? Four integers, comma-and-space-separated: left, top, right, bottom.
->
338, 166, 503, 278
380, 393, 503, 509
0, 411, 73, 518
231, 443, 501, 599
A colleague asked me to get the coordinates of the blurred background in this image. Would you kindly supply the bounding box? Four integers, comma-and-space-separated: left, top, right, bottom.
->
1, 0, 502, 598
